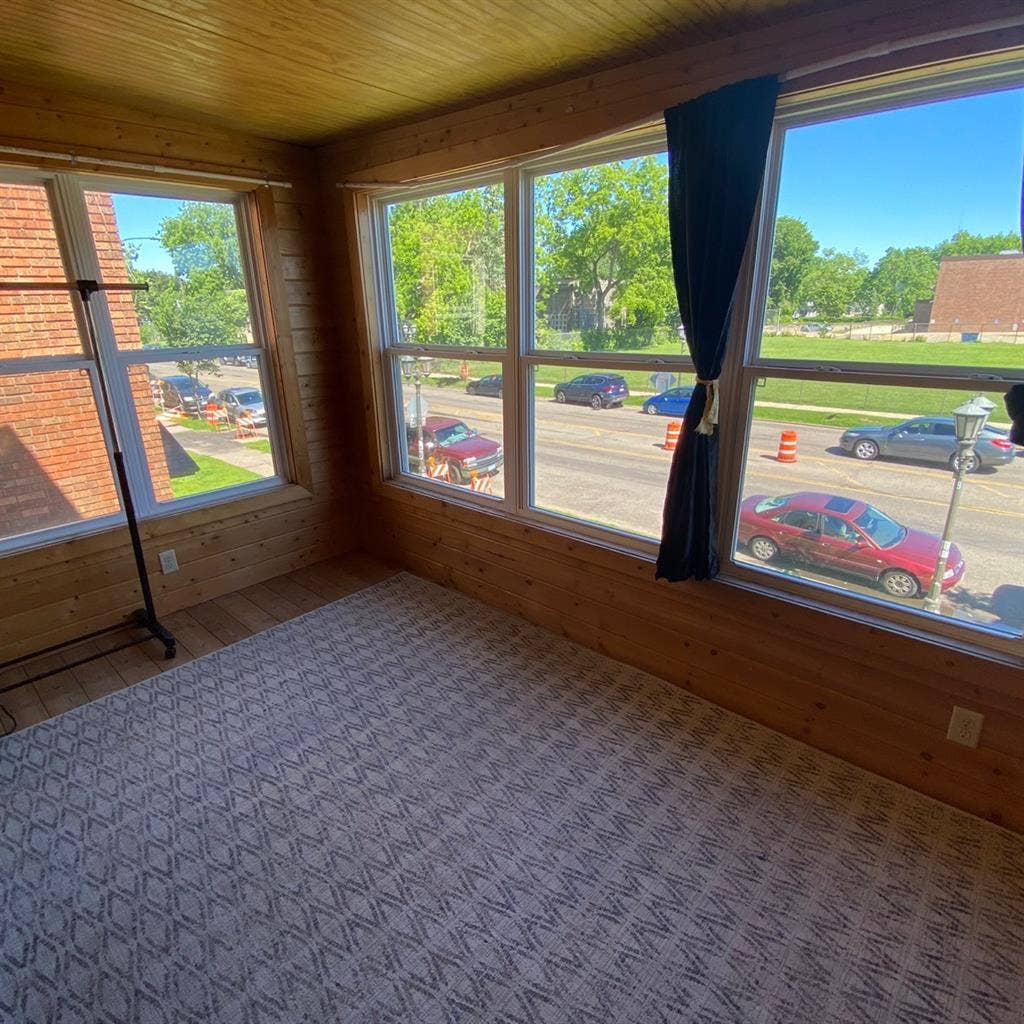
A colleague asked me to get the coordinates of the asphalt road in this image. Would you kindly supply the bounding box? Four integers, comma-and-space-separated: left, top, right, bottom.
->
179, 364, 1024, 632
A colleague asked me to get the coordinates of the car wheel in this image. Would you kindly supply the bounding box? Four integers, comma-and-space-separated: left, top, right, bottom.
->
555, 389, 567, 403
749, 536, 779, 562
950, 451, 979, 474
852, 439, 879, 461
645, 403, 659, 415
881, 569, 919, 599
497, 388, 503, 399
448, 464, 465, 485
590, 394, 604, 410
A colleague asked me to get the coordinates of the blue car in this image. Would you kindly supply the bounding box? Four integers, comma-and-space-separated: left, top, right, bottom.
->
642, 386, 695, 416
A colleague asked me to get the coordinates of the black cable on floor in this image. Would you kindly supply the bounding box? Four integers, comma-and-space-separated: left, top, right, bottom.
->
0, 704, 16, 738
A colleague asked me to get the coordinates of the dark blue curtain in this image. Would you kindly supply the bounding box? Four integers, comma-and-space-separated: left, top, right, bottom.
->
656, 76, 779, 582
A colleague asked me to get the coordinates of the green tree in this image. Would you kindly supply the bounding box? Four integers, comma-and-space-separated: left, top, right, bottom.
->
936, 229, 1021, 258
862, 246, 939, 319
534, 156, 674, 345
768, 217, 818, 318
127, 201, 250, 386
158, 201, 244, 287
798, 249, 868, 320
388, 186, 505, 346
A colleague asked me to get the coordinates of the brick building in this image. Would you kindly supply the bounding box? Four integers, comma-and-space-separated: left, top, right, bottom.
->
928, 252, 1024, 334
0, 184, 172, 541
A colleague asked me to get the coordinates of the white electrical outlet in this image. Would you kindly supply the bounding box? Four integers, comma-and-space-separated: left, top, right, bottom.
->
947, 706, 984, 748
158, 549, 179, 574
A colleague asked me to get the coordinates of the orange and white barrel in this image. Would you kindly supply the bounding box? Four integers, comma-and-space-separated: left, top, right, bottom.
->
776, 430, 798, 463
665, 421, 682, 451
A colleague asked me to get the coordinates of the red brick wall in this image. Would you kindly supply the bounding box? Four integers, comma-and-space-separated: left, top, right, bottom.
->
929, 253, 1024, 333
0, 183, 172, 542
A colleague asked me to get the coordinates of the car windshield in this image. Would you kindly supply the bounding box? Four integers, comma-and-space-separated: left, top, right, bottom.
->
233, 391, 262, 404
434, 422, 475, 445
854, 505, 906, 548
754, 496, 789, 514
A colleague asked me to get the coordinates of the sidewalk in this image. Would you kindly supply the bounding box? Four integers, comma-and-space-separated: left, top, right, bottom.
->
164, 422, 274, 474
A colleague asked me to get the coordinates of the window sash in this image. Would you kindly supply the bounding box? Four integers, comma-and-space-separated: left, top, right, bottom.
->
0, 171, 286, 554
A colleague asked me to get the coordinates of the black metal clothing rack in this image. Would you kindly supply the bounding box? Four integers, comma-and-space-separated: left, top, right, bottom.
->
0, 279, 176, 733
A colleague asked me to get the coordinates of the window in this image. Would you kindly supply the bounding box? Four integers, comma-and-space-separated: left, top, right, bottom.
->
0, 174, 284, 552
728, 72, 1024, 646
369, 59, 1023, 656
377, 181, 507, 500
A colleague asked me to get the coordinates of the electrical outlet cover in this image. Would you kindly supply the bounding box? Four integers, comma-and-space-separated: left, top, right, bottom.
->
947, 706, 984, 748
158, 549, 179, 574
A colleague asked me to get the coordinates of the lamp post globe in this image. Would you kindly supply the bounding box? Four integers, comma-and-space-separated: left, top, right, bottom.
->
952, 395, 995, 444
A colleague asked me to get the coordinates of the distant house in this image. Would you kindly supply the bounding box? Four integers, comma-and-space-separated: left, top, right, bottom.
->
541, 281, 601, 330
928, 252, 1024, 334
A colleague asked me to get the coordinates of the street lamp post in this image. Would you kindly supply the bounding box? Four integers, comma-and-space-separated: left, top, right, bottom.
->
922, 395, 995, 614
401, 334, 431, 477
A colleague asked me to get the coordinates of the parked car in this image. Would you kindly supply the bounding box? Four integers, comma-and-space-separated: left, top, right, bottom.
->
553, 373, 629, 409
407, 415, 503, 484
156, 375, 212, 413
840, 416, 1014, 472
220, 354, 258, 368
215, 387, 267, 426
466, 374, 503, 398
738, 491, 964, 599
799, 322, 830, 335
642, 386, 695, 417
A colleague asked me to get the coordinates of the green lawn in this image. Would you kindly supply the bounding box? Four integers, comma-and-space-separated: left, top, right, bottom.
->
421, 336, 1016, 427
244, 439, 272, 453
170, 454, 261, 498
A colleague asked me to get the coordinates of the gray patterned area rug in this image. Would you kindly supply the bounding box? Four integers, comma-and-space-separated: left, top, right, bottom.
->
2, 573, 1022, 1024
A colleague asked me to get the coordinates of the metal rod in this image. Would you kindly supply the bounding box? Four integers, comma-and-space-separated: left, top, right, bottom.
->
0, 280, 148, 292
0, 144, 292, 189
0, 619, 139, 674
1, 635, 152, 695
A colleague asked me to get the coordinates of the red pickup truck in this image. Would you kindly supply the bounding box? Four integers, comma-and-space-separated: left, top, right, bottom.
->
406, 415, 503, 484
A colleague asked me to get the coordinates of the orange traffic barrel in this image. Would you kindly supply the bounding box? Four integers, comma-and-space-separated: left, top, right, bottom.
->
777, 430, 798, 463
665, 421, 682, 451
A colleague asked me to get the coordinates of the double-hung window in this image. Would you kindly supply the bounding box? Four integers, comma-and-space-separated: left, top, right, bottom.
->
374, 140, 690, 544
0, 172, 285, 553
725, 64, 1024, 652
369, 56, 1023, 657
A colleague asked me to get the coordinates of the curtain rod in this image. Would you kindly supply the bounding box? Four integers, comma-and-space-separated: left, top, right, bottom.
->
337, 16, 1022, 190
0, 145, 292, 188
781, 15, 1024, 81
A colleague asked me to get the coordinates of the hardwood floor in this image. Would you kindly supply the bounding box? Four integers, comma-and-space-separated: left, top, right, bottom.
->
0, 552, 398, 734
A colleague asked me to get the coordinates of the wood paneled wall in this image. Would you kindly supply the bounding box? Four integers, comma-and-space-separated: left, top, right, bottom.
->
0, 84, 355, 663
325, 5, 1024, 831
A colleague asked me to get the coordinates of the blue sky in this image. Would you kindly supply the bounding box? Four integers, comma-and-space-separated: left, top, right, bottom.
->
777, 86, 1024, 262
109, 193, 184, 273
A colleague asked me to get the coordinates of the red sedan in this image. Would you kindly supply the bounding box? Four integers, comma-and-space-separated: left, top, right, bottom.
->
738, 492, 965, 599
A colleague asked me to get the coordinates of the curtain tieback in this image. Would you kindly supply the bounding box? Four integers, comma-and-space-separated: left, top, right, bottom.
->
695, 378, 719, 435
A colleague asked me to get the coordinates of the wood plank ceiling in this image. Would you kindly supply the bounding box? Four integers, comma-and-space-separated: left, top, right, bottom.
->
0, 0, 827, 145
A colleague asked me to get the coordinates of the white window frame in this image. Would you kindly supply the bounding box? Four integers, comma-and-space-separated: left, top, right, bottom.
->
371, 133, 695, 557
0, 169, 287, 556
718, 60, 1024, 662
364, 55, 1024, 663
